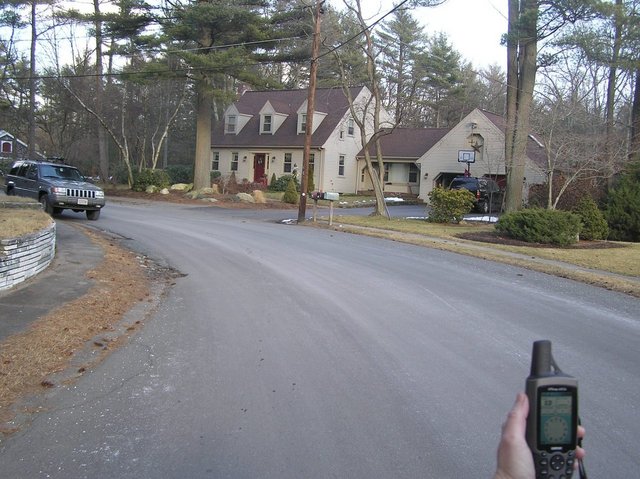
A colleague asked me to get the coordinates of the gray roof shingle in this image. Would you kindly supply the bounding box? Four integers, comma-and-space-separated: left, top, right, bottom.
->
212, 87, 365, 149
359, 128, 449, 159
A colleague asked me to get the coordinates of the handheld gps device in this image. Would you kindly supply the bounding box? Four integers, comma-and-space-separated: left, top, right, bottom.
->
525, 340, 579, 479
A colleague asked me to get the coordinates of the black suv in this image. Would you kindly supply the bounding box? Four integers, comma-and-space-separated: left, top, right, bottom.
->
449, 176, 503, 214
5, 159, 105, 220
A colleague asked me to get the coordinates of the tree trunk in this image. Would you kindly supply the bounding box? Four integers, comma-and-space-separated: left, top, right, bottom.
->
505, 0, 518, 199
605, 0, 623, 186
94, 0, 109, 181
28, 1, 37, 158
193, 76, 213, 190
504, 0, 538, 212
630, 68, 640, 163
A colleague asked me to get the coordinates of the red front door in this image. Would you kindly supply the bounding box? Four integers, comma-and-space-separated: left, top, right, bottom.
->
253, 154, 266, 183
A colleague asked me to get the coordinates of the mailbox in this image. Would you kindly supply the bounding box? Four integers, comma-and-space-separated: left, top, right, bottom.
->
323, 192, 339, 201
311, 191, 323, 200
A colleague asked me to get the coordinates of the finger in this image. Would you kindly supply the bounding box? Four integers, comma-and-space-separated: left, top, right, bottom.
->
502, 393, 529, 437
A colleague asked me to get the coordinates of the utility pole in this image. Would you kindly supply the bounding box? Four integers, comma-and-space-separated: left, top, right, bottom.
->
297, 0, 323, 223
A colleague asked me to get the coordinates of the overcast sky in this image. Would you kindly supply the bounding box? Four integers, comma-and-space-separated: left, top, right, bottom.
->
353, 0, 509, 69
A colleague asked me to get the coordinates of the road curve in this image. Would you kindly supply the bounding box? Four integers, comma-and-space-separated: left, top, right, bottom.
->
1, 201, 638, 478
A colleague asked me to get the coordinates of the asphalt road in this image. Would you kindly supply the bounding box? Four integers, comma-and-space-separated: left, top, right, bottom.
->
1, 201, 639, 478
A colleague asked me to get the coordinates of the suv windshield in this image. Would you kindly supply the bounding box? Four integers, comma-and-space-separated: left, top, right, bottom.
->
40, 164, 83, 181
450, 178, 478, 189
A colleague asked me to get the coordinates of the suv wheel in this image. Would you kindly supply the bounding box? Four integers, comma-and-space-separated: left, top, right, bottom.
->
86, 210, 100, 220
40, 194, 54, 215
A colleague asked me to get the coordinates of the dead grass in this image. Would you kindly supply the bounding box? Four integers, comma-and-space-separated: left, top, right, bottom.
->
0, 229, 156, 433
0, 208, 53, 240
470, 241, 640, 277
332, 215, 639, 275
329, 215, 640, 298
333, 215, 496, 238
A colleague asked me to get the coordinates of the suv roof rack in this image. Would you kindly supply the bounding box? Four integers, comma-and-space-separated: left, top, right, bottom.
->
44, 156, 66, 164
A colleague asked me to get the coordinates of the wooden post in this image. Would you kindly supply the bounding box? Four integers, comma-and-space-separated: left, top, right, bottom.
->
297, 0, 323, 223
329, 201, 334, 226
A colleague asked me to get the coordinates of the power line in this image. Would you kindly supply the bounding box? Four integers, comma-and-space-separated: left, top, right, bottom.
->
1, 0, 469, 84
317, 0, 412, 60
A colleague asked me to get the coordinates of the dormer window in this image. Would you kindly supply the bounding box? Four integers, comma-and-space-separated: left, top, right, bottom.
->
261, 114, 273, 134
347, 118, 355, 136
299, 114, 307, 134
226, 115, 237, 134
1, 140, 12, 153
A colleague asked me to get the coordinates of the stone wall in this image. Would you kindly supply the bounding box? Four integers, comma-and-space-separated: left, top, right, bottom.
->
0, 223, 56, 291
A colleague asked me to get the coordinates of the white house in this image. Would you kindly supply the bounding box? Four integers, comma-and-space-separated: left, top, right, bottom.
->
415, 109, 546, 201
360, 109, 547, 201
211, 86, 381, 194
211, 92, 546, 201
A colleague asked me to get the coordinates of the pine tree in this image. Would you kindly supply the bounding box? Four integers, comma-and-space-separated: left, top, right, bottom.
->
606, 162, 640, 241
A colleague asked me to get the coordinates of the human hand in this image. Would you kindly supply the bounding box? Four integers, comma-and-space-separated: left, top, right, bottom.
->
493, 393, 586, 479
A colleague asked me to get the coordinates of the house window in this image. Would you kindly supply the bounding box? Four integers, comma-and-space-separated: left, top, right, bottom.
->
262, 115, 272, 134
309, 153, 314, 168
339, 129, 344, 140
1, 141, 11, 153
347, 118, 355, 136
231, 152, 239, 171
226, 115, 237, 133
300, 114, 307, 133
384, 163, 389, 182
284, 153, 292, 173
211, 152, 220, 171
409, 164, 419, 183
338, 155, 345, 176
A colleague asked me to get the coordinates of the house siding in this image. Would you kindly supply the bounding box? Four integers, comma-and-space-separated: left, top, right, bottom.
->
320, 118, 361, 193
417, 110, 546, 201
211, 87, 377, 194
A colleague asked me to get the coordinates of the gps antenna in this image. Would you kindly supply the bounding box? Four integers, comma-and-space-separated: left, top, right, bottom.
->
530, 340, 553, 377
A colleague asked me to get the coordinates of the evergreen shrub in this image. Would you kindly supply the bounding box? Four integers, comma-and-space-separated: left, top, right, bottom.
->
112, 164, 130, 184
165, 164, 193, 184
572, 196, 608, 241
282, 177, 299, 204
427, 187, 475, 223
226, 171, 238, 194
496, 208, 582, 246
132, 169, 170, 192
605, 163, 640, 242
269, 174, 299, 192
